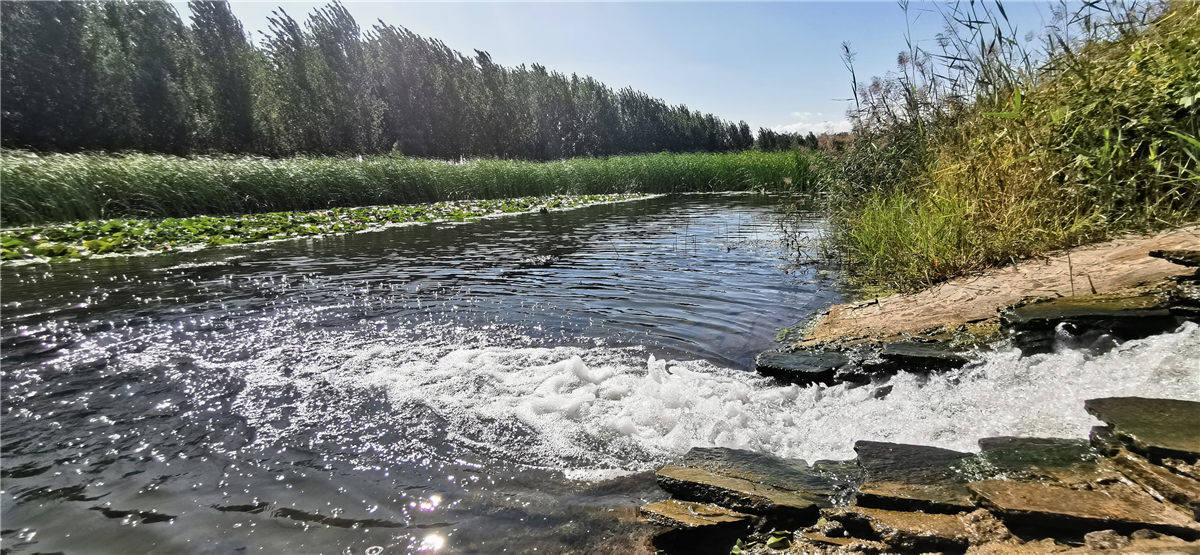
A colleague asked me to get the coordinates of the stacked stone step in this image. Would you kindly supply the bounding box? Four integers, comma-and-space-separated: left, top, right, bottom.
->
638, 397, 1200, 554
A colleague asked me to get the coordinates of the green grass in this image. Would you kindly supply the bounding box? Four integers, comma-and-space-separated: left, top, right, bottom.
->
829, 0, 1200, 293
0, 194, 649, 263
1, 149, 817, 226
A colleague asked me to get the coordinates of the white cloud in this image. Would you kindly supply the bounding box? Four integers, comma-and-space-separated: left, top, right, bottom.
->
771, 119, 852, 135
787, 111, 826, 119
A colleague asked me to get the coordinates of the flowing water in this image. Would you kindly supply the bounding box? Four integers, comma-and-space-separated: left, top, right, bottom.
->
2, 194, 1197, 554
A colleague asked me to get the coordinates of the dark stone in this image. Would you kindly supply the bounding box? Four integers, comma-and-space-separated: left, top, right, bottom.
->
875, 341, 970, 372
1001, 294, 1183, 354
754, 349, 849, 386
673, 447, 838, 507
1084, 397, 1200, 462
1150, 249, 1200, 267
852, 441, 976, 513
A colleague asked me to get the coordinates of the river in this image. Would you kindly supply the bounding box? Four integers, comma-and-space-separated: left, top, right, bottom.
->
2, 194, 1197, 553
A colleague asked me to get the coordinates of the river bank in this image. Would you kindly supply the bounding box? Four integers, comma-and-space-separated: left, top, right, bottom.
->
801, 224, 1200, 347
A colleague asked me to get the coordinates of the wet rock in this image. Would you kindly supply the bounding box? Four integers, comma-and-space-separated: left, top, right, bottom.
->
754, 349, 848, 386
1001, 294, 1182, 354
853, 441, 976, 513
1111, 449, 1200, 520
1151, 249, 1200, 267
1084, 397, 1200, 461
970, 436, 1119, 486
968, 480, 1200, 538
672, 447, 839, 507
823, 506, 972, 553
1083, 529, 1131, 550
874, 340, 970, 372
655, 465, 819, 524
638, 499, 753, 529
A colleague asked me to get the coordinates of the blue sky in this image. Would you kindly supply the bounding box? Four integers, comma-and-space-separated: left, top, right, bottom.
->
201, 1, 1062, 135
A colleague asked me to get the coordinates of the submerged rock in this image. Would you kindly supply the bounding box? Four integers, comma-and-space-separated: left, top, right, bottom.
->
1084, 397, 1200, 461
639, 499, 753, 529
852, 441, 976, 513
655, 465, 819, 524
970, 436, 1119, 486
753, 349, 849, 386
968, 480, 1200, 538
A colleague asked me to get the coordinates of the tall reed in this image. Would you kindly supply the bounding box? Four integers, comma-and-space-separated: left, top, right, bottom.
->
1, 149, 817, 226
830, 0, 1199, 292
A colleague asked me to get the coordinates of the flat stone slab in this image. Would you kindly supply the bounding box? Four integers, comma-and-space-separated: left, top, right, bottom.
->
754, 349, 848, 386
672, 447, 838, 506
969, 480, 1200, 538
655, 465, 819, 523
971, 436, 1119, 486
853, 441, 976, 512
1085, 397, 1200, 461
639, 499, 753, 529
1151, 249, 1200, 267
825, 506, 972, 552
877, 341, 970, 371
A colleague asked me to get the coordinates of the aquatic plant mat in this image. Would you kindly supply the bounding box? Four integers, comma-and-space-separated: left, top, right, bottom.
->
0, 194, 650, 263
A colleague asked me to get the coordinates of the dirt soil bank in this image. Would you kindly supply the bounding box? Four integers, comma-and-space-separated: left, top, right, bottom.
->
802, 224, 1200, 345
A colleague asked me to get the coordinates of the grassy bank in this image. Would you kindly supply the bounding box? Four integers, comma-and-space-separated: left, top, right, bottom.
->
0, 194, 649, 263
828, 1, 1200, 293
0, 149, 816, 226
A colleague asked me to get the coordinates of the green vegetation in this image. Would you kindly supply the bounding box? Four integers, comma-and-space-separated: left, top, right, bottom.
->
0, 194, 649, 263
0, 1, 758, 159
1, 149, 815, 226
827, 0, 1200, 292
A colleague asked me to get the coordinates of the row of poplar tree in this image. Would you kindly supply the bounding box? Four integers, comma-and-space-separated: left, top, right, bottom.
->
0, 1, 799, 160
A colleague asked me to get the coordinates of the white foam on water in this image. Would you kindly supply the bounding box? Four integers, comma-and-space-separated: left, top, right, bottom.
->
227, 321, 1200, 476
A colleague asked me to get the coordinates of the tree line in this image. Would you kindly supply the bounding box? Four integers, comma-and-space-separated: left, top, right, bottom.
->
1, 1, 777, 160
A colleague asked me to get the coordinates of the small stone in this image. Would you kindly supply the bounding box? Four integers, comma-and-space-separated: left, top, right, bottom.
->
1130, 528, 1161, 540
1084, 529, 1131, 550
961, 508, 1013, 543
1085, 397, 1200, 461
